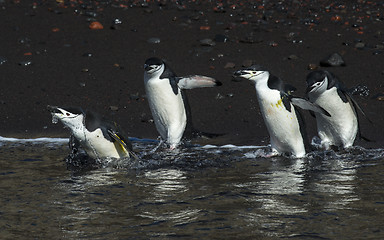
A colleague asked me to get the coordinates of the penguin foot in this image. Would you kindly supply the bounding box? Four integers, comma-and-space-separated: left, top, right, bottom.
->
149, 137, 164, 154
265, 149, 280, 158
168, 144, 178, 151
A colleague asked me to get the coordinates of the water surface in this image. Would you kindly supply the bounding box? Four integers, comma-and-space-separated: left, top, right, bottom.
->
1, 138, 383, 239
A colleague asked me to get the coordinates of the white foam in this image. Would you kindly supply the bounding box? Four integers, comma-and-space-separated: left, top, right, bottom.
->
202, 144, 265, 149
0, 136, 69, 143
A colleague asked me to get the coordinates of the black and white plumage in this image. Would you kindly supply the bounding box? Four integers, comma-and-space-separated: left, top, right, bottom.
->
48, 105, 136, 160
143, 57, 221, 149
234, 65, 329, 158
306, 70, 368, 149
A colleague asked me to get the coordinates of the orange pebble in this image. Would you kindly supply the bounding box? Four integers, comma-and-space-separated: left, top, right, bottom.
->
200, 26, 210, 30
89, 21, 104, 30
52, 27, 60, 32
24, 52, 32, 56
331, 15, 342, 22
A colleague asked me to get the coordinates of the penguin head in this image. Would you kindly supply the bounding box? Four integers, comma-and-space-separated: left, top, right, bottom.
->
48, 105, 85, 131
233, 65, 269, 83
306, 70, 334, 95
144, 57, 165, 77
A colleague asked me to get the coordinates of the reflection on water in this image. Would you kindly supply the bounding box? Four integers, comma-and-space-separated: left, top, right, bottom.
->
143, 169, 188, 200
1, 139, 384, 239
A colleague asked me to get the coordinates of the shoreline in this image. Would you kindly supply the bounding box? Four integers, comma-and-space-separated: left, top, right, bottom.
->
0, 1, 383, 148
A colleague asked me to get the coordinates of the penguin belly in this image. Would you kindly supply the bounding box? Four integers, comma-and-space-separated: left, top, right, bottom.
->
78, 129, 127, 159
310, 88, 358, 148
257, 93, 306, 158
145, 80, 187, 147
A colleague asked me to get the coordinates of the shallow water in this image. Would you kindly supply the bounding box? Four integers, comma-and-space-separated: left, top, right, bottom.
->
1, 138, 384, 239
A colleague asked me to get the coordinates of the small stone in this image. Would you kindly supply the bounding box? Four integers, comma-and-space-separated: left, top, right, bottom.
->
113, 18, 122, 25
18, 37, 31, 45
200, 38, 215, 46
19, 61, 32, 66
215, 93, 224, 99
320, 53, 346, 67
89, 21, 104, 30
214, 34, 229, 43
372, 93, 384, 101
109, 106, 119, 111
79, 82, 86, 87
200, 26, 211, 30
81, 68, 89, 72
224, 62, 235, 68
85, 11, 97, 17
355, 42, 365, 49
130, 93, 140, 100
242, 59, 253, 67
0, 56, 7, 65
82, 52, 93, 57
113, 63, 124, 69
269, 41, 278, 47
239, 35, 262, 44
287, 54, 299, 60
147, 37, 160, 44
307, 63, 318, 70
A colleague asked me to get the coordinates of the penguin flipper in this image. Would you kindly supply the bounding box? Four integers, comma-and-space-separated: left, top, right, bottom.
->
344, 91, 373, 124
107, 129, 138, 159
291, 97, 331, 117
177, 75, 222, 89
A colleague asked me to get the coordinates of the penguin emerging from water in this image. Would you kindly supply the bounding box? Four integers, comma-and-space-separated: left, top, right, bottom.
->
234, 65, 330, 158
306, 70, 370, 149
143, 57, 222, 150
48, 105, 137, 160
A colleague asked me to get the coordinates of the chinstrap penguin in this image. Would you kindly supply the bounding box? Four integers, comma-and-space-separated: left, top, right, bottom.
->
48, 105, 137, 160
306, 70, 370, 149
234, 65, 330, 158
143, 57, 221, 150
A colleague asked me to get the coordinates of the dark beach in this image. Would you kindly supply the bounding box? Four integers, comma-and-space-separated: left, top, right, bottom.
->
0, 0, 383, 148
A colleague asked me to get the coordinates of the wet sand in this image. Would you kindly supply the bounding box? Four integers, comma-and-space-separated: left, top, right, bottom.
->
0, 1, 383, 147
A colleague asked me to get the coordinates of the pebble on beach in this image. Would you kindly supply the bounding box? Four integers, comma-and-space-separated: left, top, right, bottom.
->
0, 56, 7, 65
89, 21, 104, 30
147, 37, 161, 44
320, 53, 346, 67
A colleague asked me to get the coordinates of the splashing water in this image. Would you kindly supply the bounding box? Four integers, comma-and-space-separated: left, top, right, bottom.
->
1, 136, 384, 239
51, 113, 59, 124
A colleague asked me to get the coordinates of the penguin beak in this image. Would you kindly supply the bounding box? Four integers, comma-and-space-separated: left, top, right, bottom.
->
47, 105, 60, 114
233, 70, 251, 80
144, 64, 154, 72
306, 81, 322, 93
233, 69, 245, 77
306, 85, 314, 93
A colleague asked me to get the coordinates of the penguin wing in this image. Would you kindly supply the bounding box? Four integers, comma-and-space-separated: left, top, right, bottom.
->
344, 91, 373, 124
291, 97, 331, 117
107, 128, 138, 155
176, 75, 222, 90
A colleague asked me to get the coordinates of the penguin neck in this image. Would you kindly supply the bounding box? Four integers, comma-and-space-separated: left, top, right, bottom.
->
254, 72, 271, 95
308, 84, 330, 101
69, 120, 88, 141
